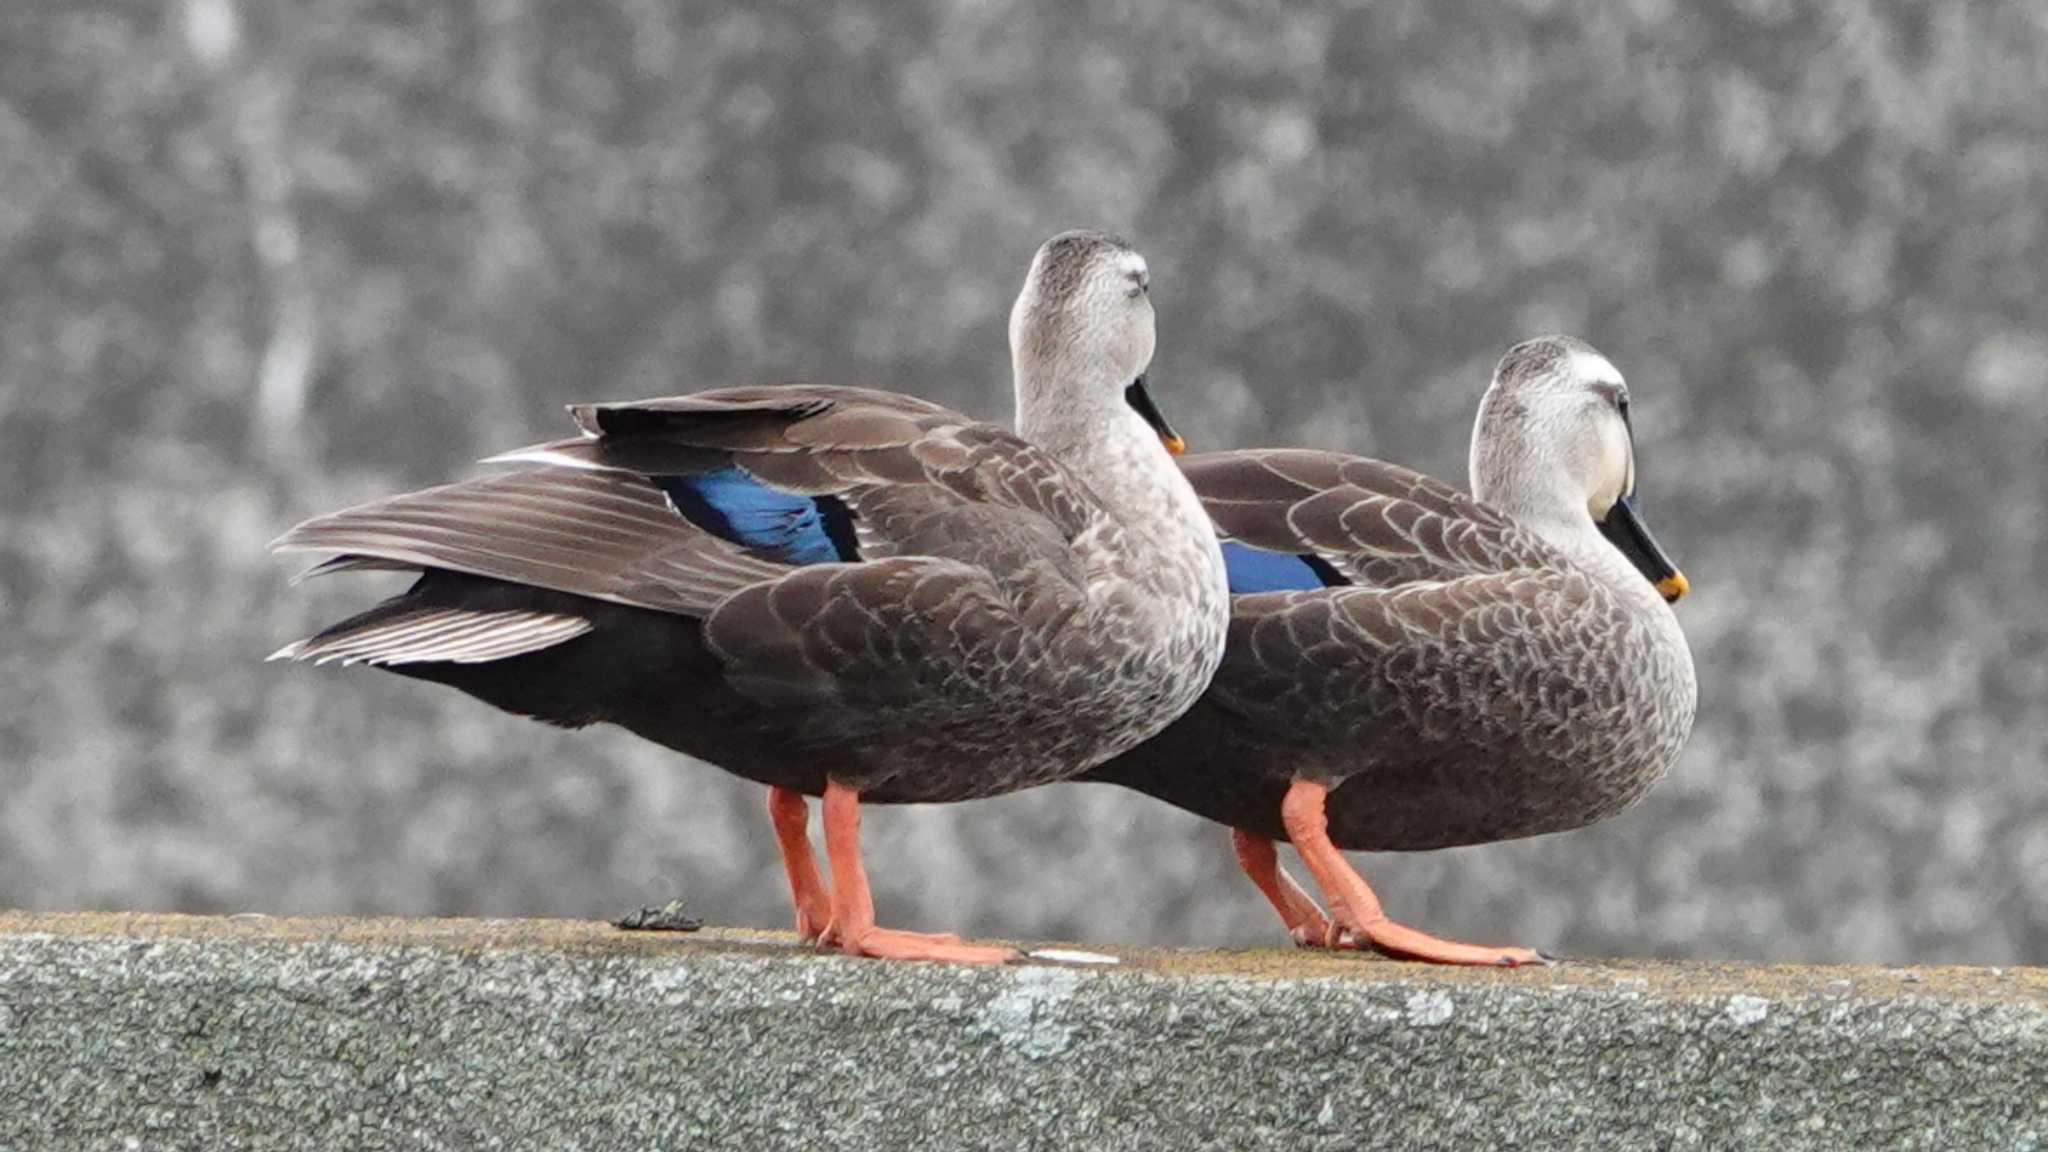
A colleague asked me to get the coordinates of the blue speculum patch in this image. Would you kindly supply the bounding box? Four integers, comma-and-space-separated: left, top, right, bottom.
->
660, 467, 859, 566
1220, 541, 1348, 593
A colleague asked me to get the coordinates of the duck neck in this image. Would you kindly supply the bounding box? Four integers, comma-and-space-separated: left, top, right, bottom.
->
1014, 360, 1154, 520
1015, 357, 1226, 607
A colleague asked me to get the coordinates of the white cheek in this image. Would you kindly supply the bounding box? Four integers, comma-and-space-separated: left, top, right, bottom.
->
1586, 415, 1631, 519
1570, 350, 1625, 389
1133, 299, 1156, 362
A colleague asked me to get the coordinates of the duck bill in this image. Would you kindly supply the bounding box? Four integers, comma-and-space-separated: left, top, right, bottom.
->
1124, 377, 1186, 455
1598, 491, 1690, 602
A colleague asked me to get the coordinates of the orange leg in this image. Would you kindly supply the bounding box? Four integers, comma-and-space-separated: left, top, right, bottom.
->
767, 786, 832, 942
1231, 828, 1333, 947
820, 779, 1016, 964
1279, 779, 1547, 967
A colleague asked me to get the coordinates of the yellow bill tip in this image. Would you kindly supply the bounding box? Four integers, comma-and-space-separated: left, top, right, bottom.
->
1656, 571, 1690, 603
1162, 433, 1187, 456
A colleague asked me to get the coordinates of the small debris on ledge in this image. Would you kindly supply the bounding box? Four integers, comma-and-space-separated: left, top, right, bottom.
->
611, 899, 703, 932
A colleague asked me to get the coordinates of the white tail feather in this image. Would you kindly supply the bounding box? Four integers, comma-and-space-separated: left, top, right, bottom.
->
268, 609, 593, 667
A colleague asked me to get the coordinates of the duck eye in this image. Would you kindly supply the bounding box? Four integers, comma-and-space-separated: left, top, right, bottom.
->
1126, 269, 1149, 297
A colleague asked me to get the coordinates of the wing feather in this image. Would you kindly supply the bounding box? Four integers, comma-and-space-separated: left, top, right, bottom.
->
1182, 449, 1553, 587
273, 467, 786, 616
521, 387, 1107, 584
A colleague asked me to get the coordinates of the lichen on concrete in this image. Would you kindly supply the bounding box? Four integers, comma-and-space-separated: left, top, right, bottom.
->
0, 912, 2043, 1150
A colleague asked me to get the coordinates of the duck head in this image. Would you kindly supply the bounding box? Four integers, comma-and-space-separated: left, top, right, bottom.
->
1470, 336, 1689, 603
1010, 230, 1182, 456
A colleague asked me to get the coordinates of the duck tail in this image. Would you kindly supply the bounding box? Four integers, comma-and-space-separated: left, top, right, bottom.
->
266, 592, 592, 669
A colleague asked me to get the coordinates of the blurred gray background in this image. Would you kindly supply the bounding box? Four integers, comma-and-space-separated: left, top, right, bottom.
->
4, 0, 2045, 965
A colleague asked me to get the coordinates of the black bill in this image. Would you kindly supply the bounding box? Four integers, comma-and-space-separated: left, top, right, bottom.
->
1125, 376, 1186, 456
1598, 490, 1690, 602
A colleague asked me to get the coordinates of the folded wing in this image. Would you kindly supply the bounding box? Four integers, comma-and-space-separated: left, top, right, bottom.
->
273, 466, 786, 617
1185, 449, 1556, 591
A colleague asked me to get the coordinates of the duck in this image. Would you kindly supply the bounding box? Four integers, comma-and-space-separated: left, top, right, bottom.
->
1085, 336, 1697, 965
269, 230, 1230, 964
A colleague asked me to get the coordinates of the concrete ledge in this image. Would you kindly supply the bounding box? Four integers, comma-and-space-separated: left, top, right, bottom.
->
1, 913, 2043, 1150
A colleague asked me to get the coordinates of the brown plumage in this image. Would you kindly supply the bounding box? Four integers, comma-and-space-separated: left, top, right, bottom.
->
270, 232, 1229, 964
1086, 337, 1697, 964
277, 385, 1214, 800
1091, 448, 1691, 845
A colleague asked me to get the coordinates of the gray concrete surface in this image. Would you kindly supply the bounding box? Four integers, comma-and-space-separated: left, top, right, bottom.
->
0, 913, 2043, 1151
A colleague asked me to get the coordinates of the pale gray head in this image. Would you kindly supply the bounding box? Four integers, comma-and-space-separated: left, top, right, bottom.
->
1010, 230, 1180, 454
1471, 336, 1689, 602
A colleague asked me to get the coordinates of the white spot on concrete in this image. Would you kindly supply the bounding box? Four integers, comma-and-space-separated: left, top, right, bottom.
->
644, 965, 695, 1001
1405, 989, 1455, 1027
1026, 948, 1120, 967
1724, 995, 1770, 1027
974, 967, 1081, 1059
1315, 1096, 1336, 1129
